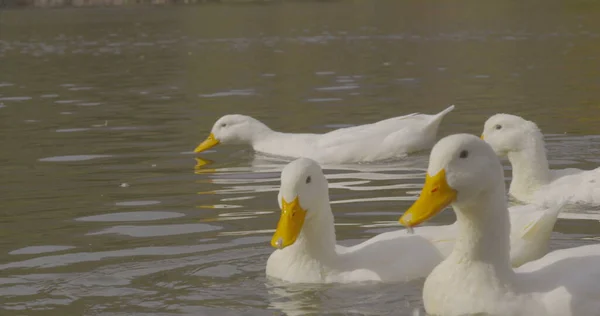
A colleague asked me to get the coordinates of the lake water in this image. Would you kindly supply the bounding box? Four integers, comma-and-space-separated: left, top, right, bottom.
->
1, 1, 600, 315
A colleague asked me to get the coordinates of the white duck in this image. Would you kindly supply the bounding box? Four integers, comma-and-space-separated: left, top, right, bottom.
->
265, 157, 562, 284
399, 134, 600, 316
481, 114, 600, 206
194, 105, 455, 164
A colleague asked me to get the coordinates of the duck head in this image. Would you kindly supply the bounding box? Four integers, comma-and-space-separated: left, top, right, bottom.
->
194, 114, 270, 153
400, 134, 504, 227
271, 157, 330, 249
481, 114, 543, 156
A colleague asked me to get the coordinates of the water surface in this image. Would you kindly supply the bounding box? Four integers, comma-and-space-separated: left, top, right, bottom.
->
1, 1, 600, 315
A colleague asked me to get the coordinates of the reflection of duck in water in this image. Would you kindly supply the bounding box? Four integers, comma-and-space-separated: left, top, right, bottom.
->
265, 279, 425, 316
192, 154, 428, 205
193, 157, 215, 174
193, 105, 455, 164
266, 281, 424, 316
265, 283, 325, 316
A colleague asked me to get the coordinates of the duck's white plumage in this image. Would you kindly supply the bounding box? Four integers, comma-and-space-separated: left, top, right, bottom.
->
418, 201, 563, 268
265, 157, 561, 284
400, 134, 600, 316
196, 105, 455, 164
506, 201, 563, 267
265, 158, 447, 283
482, 113, 600, 206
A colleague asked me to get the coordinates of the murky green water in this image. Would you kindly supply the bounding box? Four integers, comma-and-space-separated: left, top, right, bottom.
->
1, 1, 600, 315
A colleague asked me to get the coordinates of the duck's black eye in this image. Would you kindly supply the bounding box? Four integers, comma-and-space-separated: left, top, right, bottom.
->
459, 150, 468, 159
221, 123, 227, 128
495, 124, 502, 130
305, 176, 311, 184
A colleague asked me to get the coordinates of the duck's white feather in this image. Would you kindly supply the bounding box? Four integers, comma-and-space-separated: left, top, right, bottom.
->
266, 226, 448, 284
482, 113, 600, 206
412, 134, 600, 316
416, 202, 564, 267
516, 244, 600, 316
532, 168, 600, 206
212, 106, 455, 164
266, 156, 560, 284
508, 202, 563, 267
265, 158, 450, 284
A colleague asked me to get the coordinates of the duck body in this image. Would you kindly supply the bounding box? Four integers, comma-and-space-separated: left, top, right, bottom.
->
266, 225, 449, 284
530, 167, 600, 206
515, 244, 600, 315
426, 242, 600, 316
506, 202, 562, 267
399, 134, 600, 316
265, 158, 451, 284
195, 105, 455, 164
482, 113, 600, 206
265, 156, 560, 284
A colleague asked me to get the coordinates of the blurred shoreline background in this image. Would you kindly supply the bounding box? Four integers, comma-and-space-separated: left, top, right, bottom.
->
3, 0, 282, 8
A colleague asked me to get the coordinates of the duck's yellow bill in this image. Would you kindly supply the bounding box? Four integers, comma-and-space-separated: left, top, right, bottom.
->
271, 196, 307, 249
193, 157, 215, 174
399, 169, 457, 227
194, 133, 220, 153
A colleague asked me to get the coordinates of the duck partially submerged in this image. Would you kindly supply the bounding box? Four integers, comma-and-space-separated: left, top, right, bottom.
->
266, 156, 561, 284
400, 134, 600, 316
195, 105, 455, 164
481, 114, 600, 206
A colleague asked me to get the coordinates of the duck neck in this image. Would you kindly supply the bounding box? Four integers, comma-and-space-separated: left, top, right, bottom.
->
507, 133, 551, 199
292, 201, 337, 264
451, 183, 515, 281
246, 119, 275, 146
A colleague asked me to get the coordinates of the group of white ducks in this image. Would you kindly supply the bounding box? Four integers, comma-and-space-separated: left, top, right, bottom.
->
195, 106, 600, 316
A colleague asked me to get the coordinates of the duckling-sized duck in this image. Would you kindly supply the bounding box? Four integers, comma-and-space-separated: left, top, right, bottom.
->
195, 106, 455, 164
482, 114, 600, 206
400, 134, 600, 316
266, 156, 562, 284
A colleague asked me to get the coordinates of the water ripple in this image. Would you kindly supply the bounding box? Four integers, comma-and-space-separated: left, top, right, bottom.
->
9, 246, 75, 255
0, 96, 32, 101
39, 154, 113, 162
199, 89, 255, 98
315, 85, 359, 91
115, 201, 161, 206
76, 211, 185, 222
88, 223, 220, 237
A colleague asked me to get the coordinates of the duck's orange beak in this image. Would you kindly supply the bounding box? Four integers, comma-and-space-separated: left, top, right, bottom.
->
271, 196, 307, 249
194, 133, 220, 153
399, 169, 457, 227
